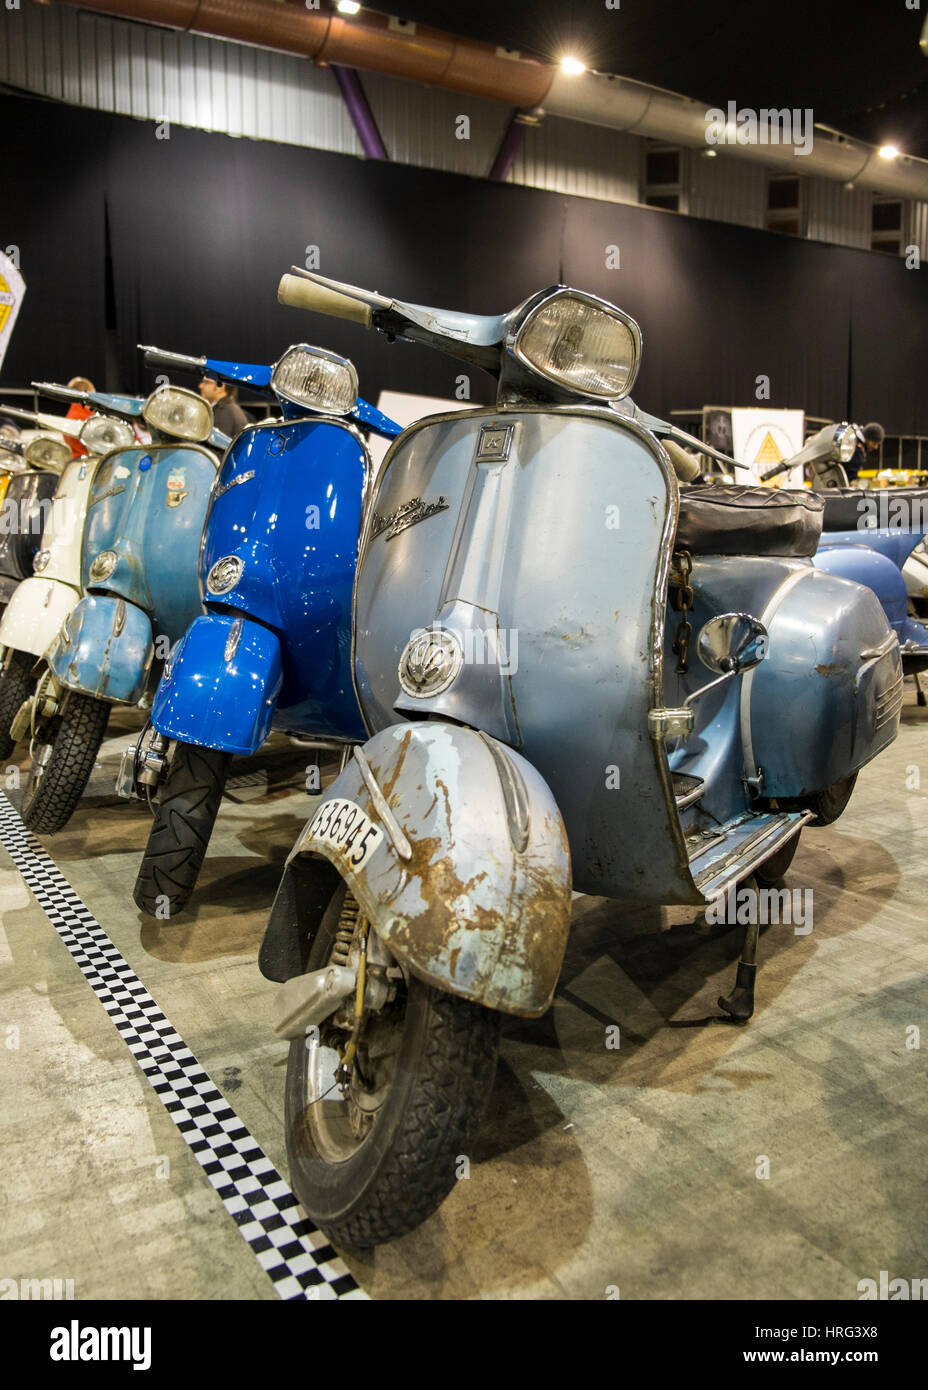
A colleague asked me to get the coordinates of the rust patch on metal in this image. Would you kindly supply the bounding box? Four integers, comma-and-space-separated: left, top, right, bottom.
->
378, 728, 412, 804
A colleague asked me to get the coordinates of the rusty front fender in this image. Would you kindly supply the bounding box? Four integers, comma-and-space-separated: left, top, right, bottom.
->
258, 722, 572, 1018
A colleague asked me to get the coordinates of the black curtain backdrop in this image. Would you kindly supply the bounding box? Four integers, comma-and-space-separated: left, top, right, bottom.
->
2, 90, 927, 432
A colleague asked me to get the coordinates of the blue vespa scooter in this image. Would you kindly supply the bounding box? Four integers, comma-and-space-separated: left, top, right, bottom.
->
762, 425, 928, 674
14, 381, 229, 834
124, 343, 401, 917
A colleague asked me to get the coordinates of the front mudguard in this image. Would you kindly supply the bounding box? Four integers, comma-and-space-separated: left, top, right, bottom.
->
151, 613, 282, 756
47, 594, 153, 704
259, 722, 573, 1018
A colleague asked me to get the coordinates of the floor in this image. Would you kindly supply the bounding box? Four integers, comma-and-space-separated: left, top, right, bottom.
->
1, 693, 926, 1301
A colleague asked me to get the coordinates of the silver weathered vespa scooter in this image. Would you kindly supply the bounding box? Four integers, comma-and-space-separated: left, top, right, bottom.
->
262, 271, 903, 1248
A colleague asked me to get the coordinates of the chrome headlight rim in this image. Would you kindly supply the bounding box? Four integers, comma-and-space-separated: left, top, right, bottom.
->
205, 554, 244, 596
270, 342, 359, 417
509, 287, 643, 402
835, 422, 861, 464
23, 434, 73, 471
89, 549, 119, 583
79, 413, 136, 454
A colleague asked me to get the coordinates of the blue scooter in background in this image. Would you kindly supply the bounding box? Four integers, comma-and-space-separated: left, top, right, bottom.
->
123, 343, 401, 917
13, 381, 228, 834
763, 423, 928, 674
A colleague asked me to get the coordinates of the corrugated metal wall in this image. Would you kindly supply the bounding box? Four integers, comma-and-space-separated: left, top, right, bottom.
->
3, 1, 921, 261
804, 176, 872, 250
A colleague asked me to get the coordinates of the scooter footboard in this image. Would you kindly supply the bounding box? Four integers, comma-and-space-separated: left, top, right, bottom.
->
259, 722, 573, 1018
47, 594, 153, 704
152, 613, 283, 756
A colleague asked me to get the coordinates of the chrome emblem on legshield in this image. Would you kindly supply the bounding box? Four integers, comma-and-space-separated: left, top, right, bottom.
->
206, 554, 243, 595
371, 495, 449, 541
398, 627, 464, 698
475, 424, 514, 464
213, 468, 255, 501
224, 618, 243, 663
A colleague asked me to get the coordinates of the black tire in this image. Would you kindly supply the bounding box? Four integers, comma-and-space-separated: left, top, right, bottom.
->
754, 832, 800, 888
805, 773, 857, 826
286, 883, 501, 1248
20, 691, 110, 834
0, 649, 36, 762
133, 741, 231, 918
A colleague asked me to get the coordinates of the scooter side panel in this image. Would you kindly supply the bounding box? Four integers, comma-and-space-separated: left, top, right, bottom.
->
0, 577, 79, 659
47, 594, 153, 704
38, 454, 102, 586
353, 408, 699, 907
152, 613, 283, 756
259, 722, 573, 1018
748, 571, 902, 795
200, 418, 368, 741
815, 543, 909, 631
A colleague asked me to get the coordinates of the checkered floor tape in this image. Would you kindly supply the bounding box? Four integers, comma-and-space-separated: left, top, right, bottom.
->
0, 791, 366, 1302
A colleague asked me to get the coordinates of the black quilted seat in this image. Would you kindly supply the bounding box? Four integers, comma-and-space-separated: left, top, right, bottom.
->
820, 487, 928, 532
676, 484, 824, 557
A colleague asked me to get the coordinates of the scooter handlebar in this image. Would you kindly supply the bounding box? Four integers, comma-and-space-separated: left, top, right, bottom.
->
277, 273, 373, 327
141, 346, 206, 374
760, 461, 788, 482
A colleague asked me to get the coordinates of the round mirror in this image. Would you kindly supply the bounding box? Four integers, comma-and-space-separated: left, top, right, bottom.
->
697, 612, 768, 674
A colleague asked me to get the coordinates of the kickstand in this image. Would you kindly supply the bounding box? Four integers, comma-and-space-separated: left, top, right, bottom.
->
916, 672, 927, 708
718, 915, 759, 1022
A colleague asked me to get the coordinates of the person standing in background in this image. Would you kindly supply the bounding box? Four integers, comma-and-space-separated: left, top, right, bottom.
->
847, 422, 885, 480
197, 373, 253, 439
64, 375, 95, 457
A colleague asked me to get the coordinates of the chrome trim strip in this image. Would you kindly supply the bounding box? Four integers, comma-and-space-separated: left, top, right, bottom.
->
693, 812, 814, 896
740, 566, 809, 783
213, 468, 255, 501
352, 745, 412, 861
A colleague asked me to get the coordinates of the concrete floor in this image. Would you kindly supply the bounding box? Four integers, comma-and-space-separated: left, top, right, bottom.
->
1, 693, 926, 1301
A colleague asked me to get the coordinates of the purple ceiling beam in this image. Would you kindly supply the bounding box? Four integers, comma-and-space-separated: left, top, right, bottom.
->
331, 64, 388, 161
489, 112, 526, 181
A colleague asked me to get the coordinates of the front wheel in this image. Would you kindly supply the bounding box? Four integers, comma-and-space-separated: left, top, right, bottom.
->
286, 882, 501, 1248
133, 741, 231, 918
0, 649, 37, 761
20, 691, 110, 834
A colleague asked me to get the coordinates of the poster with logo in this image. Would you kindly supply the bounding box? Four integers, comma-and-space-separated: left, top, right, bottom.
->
0, 251, 25, 372
731, 408, 805, 486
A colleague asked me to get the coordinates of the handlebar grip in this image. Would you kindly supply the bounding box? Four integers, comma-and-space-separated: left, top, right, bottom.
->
142, 346, 204, 373
277, 274, 372, 327
760, 462, 787, 482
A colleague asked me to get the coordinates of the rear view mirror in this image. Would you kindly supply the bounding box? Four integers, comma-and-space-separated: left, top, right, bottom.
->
697, 613, 768, 674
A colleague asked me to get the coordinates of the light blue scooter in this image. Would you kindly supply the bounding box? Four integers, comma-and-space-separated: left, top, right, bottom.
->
15, 381, 229, 834
120, 343, 401, 918
255, 271, 904, 1248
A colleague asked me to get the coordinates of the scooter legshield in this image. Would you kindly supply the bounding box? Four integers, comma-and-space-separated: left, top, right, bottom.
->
151, 612, 283, 756
0, 577, 79, 660
258, 721, 573, 1018
47, 594, 153, 704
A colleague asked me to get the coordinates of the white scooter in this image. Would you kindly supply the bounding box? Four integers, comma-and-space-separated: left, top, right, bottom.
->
0, 406, 137, 760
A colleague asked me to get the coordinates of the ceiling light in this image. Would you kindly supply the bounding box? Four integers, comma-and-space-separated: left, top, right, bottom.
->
879, 144, 899, 160
560, 56, 586, 76
337, 1, 361, 14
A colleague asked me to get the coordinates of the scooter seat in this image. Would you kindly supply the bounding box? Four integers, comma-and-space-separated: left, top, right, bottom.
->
676, 484, 823, 557
819, 487, 928, 532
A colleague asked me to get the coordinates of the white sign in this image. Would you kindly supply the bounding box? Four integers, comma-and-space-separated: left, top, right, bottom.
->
0, 251, 25, 373
731, 408, 805, 487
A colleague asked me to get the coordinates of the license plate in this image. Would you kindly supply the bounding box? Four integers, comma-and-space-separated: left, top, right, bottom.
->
306, 797, 383, 868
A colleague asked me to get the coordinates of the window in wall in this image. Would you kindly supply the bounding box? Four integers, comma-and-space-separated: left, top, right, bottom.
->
871, 198, 903, 255
766, 175, 801, 235
643, 146, 682, 212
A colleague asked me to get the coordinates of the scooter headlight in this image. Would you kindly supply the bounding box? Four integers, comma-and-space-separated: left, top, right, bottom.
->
836, 423, 860, 464
80, 414, 135, 453
89, 549, 119, 582
143, 386, 213, 442
271, 345, 358, 416
512, 290, 642, 400
24, 435, 72, 471
206, 554, 243, 595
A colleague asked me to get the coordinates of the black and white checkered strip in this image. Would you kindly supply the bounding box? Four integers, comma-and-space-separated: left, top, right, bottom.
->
0, 791, 365, 1302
